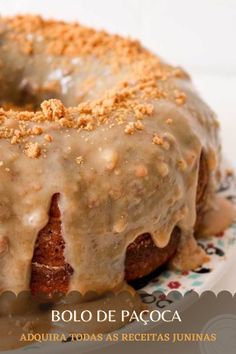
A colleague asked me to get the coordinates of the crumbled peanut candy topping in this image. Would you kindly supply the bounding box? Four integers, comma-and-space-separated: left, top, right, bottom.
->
24, 141, 41, 158
75, 156, 84, 165
2, 15, 186, 75
0, 15, 196, 158
0, 15, 220, 162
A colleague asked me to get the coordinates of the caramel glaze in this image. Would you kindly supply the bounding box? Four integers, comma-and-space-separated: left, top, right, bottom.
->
30, 193, 181, 295
0, 15, 225, 297
0, 14, 235, 352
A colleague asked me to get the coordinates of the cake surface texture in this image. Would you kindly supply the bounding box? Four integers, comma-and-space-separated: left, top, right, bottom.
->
0, 15, 221, 296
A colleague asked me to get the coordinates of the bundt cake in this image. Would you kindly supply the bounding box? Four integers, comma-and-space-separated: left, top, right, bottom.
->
0, 15, 227, 298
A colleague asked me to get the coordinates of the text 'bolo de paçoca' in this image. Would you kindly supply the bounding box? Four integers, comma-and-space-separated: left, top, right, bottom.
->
51, 309, 181, 326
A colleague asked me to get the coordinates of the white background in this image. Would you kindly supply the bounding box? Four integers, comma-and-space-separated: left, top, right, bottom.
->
1, 0, 236, 291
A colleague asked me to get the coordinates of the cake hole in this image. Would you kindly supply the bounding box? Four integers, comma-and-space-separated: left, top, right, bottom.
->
0, 65, 72, 111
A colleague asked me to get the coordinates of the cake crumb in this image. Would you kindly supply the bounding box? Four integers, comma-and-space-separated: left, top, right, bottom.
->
24, 142, 41, 158
152, 134, 163, 145
178, 159, 187, 171
76, 156, 84, 165
32, 126, 43, 135
44, 134, 53, 142
135, 164, 148, 177
124, 122, 135, 135
174, 90, 186, 105
134, 120, 144, 130
10, 136, 18, 144
41, 99, 65, 120
156, 162, 169, 177
113, 216, 127, 233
